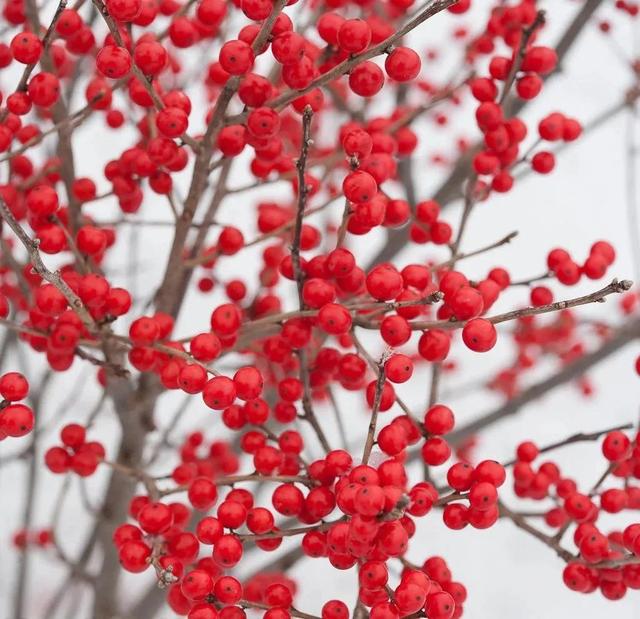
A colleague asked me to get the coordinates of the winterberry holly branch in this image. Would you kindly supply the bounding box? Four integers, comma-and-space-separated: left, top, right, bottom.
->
1, 1, 640, 619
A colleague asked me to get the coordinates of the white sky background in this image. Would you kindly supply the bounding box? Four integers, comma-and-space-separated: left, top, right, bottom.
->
2, 0, 640, 618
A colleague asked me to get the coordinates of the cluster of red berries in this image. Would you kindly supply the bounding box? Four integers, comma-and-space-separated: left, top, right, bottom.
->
614, 0, 640, 17
352, 556, 466, 619
8, 183, 120, 258
215, 14, 422, 100
512, 441, 571, 502
460, 0, 535, 59
442, 459, 505, 530
101, 131, 192, 208
12, 527, 54, 550
463, 10, 562, 192
25, 275, 129, 370
0, 371, 33, 440
100, 379, 506, 618
181, 238, 625, 432
1, 0, 639, 617
171, 432, 241, 497
510, 430, 640, 600
546, 242, 616, 286
110, 436, 481, 619
242, 571, 297, 606
44, 423, 105, 476
446, 240, 617, 399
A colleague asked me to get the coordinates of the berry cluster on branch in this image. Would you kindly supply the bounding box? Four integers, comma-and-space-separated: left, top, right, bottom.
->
1, 0, 640, 618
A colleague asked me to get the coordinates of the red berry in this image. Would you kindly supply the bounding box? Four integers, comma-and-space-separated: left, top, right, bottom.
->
385, 47, 421, 82
11, 31, 43, 64
96, 45, 132, 78
0, 372, 29, 401
424, 404, 455, 435
203, 376, 236, 409
462, 319, 497, 352
337, 19, 371, 53
349, 62, 385, 97
219, 40, 254, 74
602, 431, 631, 462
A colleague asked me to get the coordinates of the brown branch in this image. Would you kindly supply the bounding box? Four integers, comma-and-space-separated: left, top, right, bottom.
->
361, 357, 387, 464
185, 160, 233, 261
75, 347, 130, 378
0, 197, 96, 331
350, 330, 421, 425
502, 497, 640, 570
94, 13, 292, 619
499, 500, 575, 563
232, 292, 444, 341
291, 106, 314, 305
590, 462, 616, 496
236, 519, 340, 542
502, 422, 633, 467
427, 363, 441, 410
155, 473, 317, 499
289, 107, 330, 453
226, 0, 458, 123
357, 278, 633, 332
438, 231, 519, 270
499, 11, 546, 105
510, 270, 553, 287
